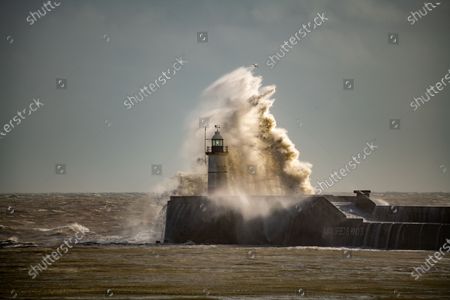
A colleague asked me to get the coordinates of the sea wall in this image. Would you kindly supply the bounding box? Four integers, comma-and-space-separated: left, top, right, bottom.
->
164, 195, 450, 250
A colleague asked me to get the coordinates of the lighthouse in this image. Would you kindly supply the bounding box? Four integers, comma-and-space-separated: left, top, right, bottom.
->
205, 125, 229, 194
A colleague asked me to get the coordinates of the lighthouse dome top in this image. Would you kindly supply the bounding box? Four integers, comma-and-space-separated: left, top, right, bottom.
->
211, 130, 223, 140
211, 125, 224, 140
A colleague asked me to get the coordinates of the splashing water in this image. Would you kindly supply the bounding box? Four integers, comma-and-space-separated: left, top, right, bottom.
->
141, 67, 315, 239
180, 66, 314, 195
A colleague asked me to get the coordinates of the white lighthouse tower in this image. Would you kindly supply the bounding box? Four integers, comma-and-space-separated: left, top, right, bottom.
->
205, 125, 229, 194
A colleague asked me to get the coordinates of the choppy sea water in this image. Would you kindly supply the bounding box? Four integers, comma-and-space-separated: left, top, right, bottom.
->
0, 193, 449, 299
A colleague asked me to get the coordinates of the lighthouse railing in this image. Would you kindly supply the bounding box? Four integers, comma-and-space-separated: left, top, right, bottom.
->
205, 146, 228, 154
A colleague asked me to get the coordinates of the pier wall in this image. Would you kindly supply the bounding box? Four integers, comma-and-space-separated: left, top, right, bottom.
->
164, 195, 450, 250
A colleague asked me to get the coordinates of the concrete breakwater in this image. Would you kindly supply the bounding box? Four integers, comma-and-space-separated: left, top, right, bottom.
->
164, 192, 450, 250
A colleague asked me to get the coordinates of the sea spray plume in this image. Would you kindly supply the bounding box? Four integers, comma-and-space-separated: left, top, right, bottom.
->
175, 172, 206, 195
126, 67, 314, 242
184, 66, 314, 195
208, 191, 307, 220
149, 170, 206, 197
124, 173, 206, 242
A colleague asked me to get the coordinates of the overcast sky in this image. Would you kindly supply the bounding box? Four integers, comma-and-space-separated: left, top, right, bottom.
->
0, 0, 449, 193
